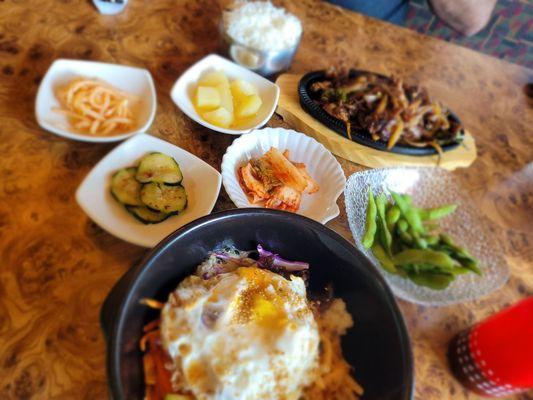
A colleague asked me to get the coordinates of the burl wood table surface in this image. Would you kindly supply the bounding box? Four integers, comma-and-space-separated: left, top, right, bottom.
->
0, 0, 531, 399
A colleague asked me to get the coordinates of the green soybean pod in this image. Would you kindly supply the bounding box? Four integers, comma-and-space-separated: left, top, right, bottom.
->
414, 236, 428, 249
422, 204, 458, 220
401, 193, 413, 205
362, 189, 378, 249
393, 248, 457, 270
439, 234, 481, 274
386, 205, 401, 232
395, 264, 409, 277
439, 233, 456, 247
409, 228, 428, 249
455, 254, 482, 275
371, 243, 397, 274
417, 208, 430, 220
398, 229, 413, 244
424, 235, 440, 246
407, 271, 454, 290
423, 221, 440, 232
412, 263, 443, 273
390, 191, 424, 234
397, 218, 409, 232
376, 193, 393, 254
451, 267, 471, 276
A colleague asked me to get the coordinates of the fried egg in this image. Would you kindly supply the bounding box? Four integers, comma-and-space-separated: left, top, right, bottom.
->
160, 267, 320, 400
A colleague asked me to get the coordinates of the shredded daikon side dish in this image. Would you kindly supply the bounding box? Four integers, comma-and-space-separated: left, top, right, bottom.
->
53, 78, 136, 136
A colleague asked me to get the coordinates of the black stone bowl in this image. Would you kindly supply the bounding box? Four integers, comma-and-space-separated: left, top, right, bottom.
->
101, 209, 414, 399
299, 69, 464, 156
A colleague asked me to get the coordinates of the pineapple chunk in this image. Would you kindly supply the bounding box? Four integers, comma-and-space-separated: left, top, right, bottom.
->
203, 107, 234, 128
198, 71, 229, 87
216, 83, 234, 114
235, 94, 262, 119
195, 86, 220, 110
230, 79, 258, 102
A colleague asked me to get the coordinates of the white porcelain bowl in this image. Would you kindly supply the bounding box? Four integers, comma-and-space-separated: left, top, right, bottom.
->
76, 133, 221, 247
221, 127, 346, 223
170, 54, 279, 135
35, 59, 156, 143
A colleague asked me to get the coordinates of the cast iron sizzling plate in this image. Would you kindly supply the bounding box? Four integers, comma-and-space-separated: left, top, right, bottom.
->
101, 209, 414, 400
299, 69, 464, 156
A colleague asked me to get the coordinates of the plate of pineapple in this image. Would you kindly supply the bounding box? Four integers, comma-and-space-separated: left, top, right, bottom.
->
171, 54, 280, 134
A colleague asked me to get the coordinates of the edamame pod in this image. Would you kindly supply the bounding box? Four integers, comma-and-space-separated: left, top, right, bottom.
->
376, 193, 393, 255
371, 243, 397, 274
414, 236, 428, 249
397, 218, 409, 232
406, 271, 454, 290
455, 255, 482, 275
386, 205, 401, 232
391, 191, 424, 234
423, 221, 439, 231
409, 228, 428, 249
418, 204, 457, 220
362, 189, 378, 249
393, 249, 457, 270
398, 229, 413, 244
424, 235, 440, 246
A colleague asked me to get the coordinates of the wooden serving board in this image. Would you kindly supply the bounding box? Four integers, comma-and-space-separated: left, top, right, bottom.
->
275, 74, 477, 170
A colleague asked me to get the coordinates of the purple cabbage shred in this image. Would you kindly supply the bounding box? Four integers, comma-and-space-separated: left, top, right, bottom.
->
256, 244, 309, 272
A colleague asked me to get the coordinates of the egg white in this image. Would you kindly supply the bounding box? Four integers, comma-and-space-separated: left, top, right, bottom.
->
160, 267, 320, 400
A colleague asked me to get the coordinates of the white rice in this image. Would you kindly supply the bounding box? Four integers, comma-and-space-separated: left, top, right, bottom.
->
223, 1, 302, 53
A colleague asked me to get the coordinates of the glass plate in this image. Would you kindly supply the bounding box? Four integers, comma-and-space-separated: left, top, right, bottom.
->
344, 167, 509, 306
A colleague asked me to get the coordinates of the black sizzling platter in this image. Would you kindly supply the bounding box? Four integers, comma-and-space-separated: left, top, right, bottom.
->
298, 69, 464, 156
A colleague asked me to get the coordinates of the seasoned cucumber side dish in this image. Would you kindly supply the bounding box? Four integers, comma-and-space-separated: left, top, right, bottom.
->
140, 183, 187, 213
136, 153, 183, 184
125, 206, 170, 224
111, 167, 143, 206
110, 152, 187, 224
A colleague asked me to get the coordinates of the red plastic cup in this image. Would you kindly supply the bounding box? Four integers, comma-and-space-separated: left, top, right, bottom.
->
448, 297, 533, 397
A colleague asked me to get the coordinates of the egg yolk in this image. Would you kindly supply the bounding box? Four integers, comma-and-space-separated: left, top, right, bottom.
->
231, 267, 292, 330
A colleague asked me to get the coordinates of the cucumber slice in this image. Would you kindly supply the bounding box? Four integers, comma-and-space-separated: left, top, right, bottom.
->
126, 206, 170, 224
136, 153, 183, 185
140, 183, 187, 213
111, 167, 143, 206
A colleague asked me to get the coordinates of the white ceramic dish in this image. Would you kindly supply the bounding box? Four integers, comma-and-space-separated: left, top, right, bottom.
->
345, 167, 509, 306
170, 54, 279, 135
76, 133, 221, 247
221, 127, 346, 223
35, 59, 156, 143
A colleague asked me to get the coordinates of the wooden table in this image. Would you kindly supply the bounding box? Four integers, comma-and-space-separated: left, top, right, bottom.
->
0, 0, 531, 399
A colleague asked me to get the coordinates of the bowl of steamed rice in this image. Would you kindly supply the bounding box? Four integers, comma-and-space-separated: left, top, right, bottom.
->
221, 1, 302, 76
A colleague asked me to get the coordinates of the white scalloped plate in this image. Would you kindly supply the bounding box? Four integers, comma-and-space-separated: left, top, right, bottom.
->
345, 167, 509, 306
221, 127, 346, 224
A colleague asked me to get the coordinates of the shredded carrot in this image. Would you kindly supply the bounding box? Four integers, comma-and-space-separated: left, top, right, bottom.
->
140, 298, 165, 310
140, 300, 182, 400
143, 353, 157, 385
152, 339, 173, 396
140, 330, 159, 352
143, 318, 161, 333
140, 325, 175, 400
